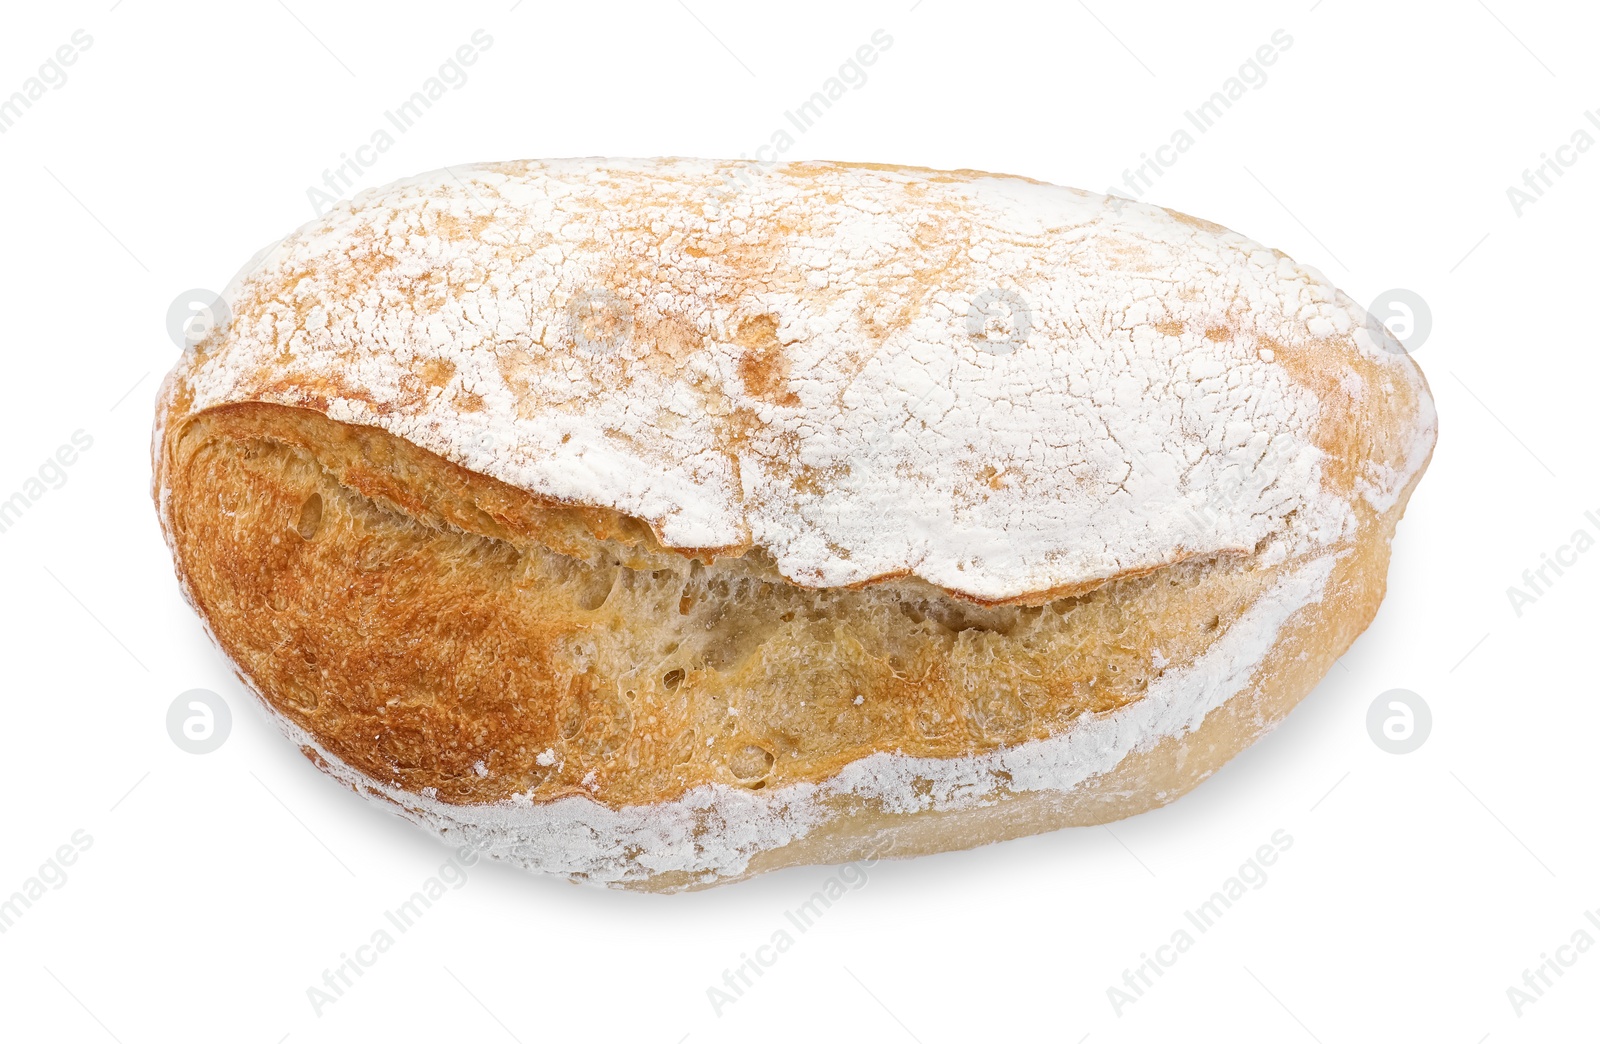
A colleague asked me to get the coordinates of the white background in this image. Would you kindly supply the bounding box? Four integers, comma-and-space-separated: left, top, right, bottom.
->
1, 0, 1595, 1040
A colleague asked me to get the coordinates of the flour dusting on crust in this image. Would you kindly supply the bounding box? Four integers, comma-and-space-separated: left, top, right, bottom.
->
264, 556, 1333, 888
176, 158, 1429, 602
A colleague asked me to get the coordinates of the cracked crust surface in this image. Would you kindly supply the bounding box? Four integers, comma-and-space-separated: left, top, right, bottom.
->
166, 158, 1431, 603
154, 159, 1435, 888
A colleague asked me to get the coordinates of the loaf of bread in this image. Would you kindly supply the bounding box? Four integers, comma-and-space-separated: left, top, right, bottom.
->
154, 159, 1435, 891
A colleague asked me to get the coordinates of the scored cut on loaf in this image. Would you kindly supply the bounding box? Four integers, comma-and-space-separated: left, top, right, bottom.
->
154, 158, 1435, 891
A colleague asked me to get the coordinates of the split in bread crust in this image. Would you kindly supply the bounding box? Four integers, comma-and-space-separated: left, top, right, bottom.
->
160, 400, 1420, 889
167, 402, 1310, 808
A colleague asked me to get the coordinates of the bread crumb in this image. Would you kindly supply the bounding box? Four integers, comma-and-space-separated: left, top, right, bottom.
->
536, 749, 556, 767
853, 694, 864, 705
473, 760, 488, 777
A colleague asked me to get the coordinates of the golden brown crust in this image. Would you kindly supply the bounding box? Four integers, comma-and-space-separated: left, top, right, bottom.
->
163, 402, 1324, 809
707, 459, 1417, 892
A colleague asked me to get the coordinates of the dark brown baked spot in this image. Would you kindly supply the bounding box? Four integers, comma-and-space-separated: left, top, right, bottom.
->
735, 315, 800, 406
421, 358, 456, 388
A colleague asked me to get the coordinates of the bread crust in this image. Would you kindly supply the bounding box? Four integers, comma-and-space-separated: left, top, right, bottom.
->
154, 159, 1435, 889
